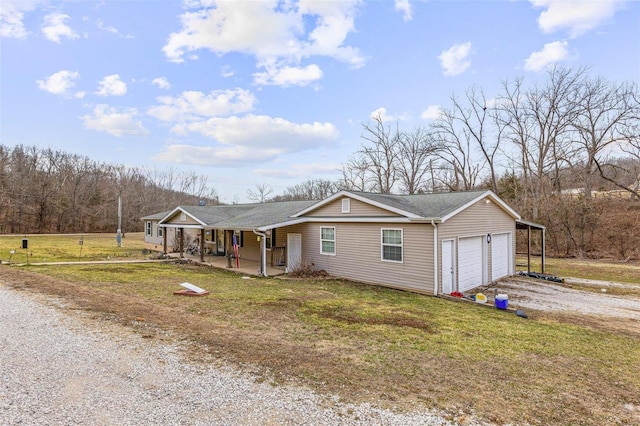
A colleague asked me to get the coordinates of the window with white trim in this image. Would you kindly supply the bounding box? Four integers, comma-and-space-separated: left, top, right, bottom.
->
320, 226, 336, 255
157, 226, 163, 238
381, 228, 403, 262
341, 198, 350, 213
145, 221, 152, 237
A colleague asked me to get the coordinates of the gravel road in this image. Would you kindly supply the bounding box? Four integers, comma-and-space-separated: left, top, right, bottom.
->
0, 284, 470, 426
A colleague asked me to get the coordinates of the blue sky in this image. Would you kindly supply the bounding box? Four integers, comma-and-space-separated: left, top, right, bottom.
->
1, 0, 639, 203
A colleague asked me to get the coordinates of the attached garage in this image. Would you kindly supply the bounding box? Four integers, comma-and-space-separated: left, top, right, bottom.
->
457, 236, 485, 292
491, 232, 511, 281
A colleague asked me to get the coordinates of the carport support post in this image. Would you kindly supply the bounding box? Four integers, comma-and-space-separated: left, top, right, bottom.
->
541, 228, 546, 274
527, 225, 531, 274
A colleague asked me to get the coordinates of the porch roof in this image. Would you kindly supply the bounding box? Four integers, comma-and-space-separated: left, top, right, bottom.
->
159, 200, 317, 230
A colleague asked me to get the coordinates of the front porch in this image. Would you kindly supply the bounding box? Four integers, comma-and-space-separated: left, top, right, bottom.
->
160, 248, 287, 277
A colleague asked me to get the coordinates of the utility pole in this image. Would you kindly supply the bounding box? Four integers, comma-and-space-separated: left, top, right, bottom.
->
116, 194, 123, 247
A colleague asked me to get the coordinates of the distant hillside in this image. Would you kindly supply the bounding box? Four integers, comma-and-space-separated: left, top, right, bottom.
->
0, 145, 218, 234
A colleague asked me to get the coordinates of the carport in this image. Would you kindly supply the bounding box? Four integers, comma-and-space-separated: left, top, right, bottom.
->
516, 219, 546, 274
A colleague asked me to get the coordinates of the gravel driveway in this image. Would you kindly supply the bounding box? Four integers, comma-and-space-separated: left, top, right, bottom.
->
482, 277, 640, 320
0, 284, 473, 426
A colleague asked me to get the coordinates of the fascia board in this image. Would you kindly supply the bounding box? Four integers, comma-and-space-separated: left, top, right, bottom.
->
158, 207, 207, 227
302, 217, 416, 223
255, 217, 309, 232
157, 207, 184, 225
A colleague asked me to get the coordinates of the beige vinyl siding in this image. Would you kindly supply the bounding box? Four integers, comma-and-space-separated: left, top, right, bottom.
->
437, 198, 516, 292
307, 197, 401, 217
238, 231, 261, 262
145, 221, 164, 245
285, 222, 434, 294
163, 211, 201, 226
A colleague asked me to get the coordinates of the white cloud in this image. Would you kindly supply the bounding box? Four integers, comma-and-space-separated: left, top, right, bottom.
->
42, 13, 78, 43
154, 144, 280, 167
36, 70, 80, 96
438, 42, 472, 76
154, 116, 338, 166
254, 162, 341, 179
96, 74, 127, 96
95, 19, 132, 38
221, 65, 235, 78
147, 88, 256, 122
530, 0, 622, 38
370, 107, 403, 122
162, 0, 364, 86
394, 0, 413, 21
81, 104, 149, 137
174, 114, 338, 151
524, 40, 569, 71
420, 105, 441, 120
152, 77, 171, 90
0, 1, 40, 38
253, 64, 323, 87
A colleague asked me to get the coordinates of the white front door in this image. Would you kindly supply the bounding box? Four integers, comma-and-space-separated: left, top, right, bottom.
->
286, 233, 302, 273
442, 240, 455, 295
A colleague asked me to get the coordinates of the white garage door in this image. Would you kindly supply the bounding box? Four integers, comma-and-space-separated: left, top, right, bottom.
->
458, 236, 484, 292
491, 233, 511, 281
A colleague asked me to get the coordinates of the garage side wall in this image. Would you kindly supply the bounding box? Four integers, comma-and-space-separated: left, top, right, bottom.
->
283, 222, 435, 294
438, 198, 516, 293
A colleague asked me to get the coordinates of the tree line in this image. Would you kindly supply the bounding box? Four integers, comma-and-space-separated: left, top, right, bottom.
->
0, 145, 218, 234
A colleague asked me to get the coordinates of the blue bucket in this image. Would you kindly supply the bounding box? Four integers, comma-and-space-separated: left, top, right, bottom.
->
495, 294, 509, 310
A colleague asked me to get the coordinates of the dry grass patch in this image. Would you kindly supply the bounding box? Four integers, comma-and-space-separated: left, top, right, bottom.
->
0, 233, 149, 263
2, 262, 639, 426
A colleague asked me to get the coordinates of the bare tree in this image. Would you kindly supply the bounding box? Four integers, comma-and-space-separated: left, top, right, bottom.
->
246, 183, 273, 203
572, 78, 640, 199
358, 114, 400, 193
341, 156, 370, 192
431, 105, 485, 191
275, 178, 341, 201
432, 87, 501, 192
496, 66, 586, 218
396, 127, 440, 194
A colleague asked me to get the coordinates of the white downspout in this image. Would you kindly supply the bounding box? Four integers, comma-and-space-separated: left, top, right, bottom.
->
432, 220, 438, 296
252, 229, 268, 277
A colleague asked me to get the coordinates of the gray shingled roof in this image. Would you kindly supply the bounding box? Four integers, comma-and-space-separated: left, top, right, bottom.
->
213, 200, 317, 229
349, 190, 489, 219
150, 190, 512, 230
141, 210, 172, 221
171, 200, 317, 229
178, 205, 255, 225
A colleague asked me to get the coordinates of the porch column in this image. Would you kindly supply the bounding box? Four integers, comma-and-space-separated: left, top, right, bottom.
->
163, 228, 167, 254
179, 228, 184, 258
200, 228, 205, 262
